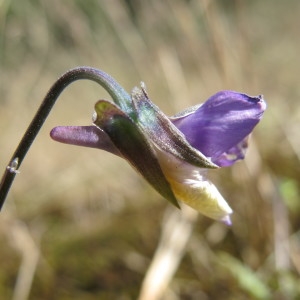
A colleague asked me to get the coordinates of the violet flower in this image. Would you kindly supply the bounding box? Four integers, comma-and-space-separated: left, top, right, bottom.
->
0, 67, 265, 224
50, 74, 266, 225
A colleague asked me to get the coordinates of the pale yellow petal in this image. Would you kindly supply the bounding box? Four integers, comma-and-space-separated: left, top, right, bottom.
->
155, 147, 232, 224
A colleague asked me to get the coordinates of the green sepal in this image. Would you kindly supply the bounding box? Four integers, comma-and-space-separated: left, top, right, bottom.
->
131, 86, 218, 169
93, 100, 180, 208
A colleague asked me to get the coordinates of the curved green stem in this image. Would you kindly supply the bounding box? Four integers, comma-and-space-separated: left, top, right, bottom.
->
0, 66, 132, 210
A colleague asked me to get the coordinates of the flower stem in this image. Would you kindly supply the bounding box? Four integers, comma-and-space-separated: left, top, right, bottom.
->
0, 66, 131, 210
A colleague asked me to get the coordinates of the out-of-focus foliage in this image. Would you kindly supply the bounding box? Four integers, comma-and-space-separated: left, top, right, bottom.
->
0, 0, 299, 299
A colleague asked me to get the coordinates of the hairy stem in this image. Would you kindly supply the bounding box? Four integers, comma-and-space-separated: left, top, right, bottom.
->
0, 66, 131, 210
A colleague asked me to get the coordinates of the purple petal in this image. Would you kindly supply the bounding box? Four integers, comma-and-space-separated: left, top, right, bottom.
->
50, 126, 121, 156
171, 91, 266, 166
213, 136, 249, 167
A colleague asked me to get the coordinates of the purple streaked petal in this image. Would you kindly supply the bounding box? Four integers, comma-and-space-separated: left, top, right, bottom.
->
171, 91, 266, 165
50, 125, 121, 156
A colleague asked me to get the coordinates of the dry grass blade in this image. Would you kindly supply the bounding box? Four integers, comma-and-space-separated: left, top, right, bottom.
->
138, 205, 198, 300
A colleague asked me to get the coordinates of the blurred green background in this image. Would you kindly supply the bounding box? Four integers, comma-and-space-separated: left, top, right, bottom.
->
0, 0, 299, 299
